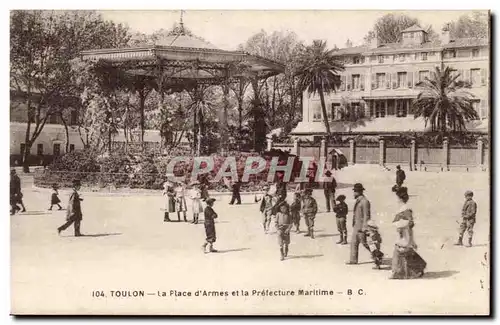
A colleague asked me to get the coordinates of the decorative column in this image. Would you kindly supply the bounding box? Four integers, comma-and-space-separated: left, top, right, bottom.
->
442, 137, 449, 171
293, 138, 300, 156
378, 137, 385, 166
320, 138, 327, 160
410, 138, 416, 171
349, 139, 355, 165
266, 138, 273, 151
477, 136, 484, 169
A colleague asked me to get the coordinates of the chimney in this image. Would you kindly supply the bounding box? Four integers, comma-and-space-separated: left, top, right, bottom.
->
345, 39, 353, 48
370, 33, 380, 49
441, 24, 451, 44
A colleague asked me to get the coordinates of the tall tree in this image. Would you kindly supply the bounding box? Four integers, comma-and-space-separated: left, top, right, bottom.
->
296, 40, 344, 136
413, 66, 479, 137
446, 11, 489, 39
10, 10, 130, 172
364, 13, 423, 44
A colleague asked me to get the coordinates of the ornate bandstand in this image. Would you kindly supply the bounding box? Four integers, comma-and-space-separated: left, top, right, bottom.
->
80, 15, 285, 154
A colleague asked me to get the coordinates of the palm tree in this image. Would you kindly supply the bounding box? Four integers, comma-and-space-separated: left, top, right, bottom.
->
413, 66, 479, 137
296, 40, 344, 135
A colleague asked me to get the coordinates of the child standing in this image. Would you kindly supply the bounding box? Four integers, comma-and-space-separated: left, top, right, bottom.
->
162, 181, 175, 222
455, 190, 478, 247
49, 183, 62, 211
301, 188, 318, 239
333, 195, 348, 244
260, 186, 274, 233
365, 220, 384, 269
175, 182, 188, 222
275, 204, 293, 261
203, 198, 218, 253
190, 183, 203, 224
290, 192, 302, 233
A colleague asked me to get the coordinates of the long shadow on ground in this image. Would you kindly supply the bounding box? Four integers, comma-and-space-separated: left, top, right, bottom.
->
78, 233, 123, 238
422, 270, 459, 279
215, 248, 251, 254
286, 254, 324, 260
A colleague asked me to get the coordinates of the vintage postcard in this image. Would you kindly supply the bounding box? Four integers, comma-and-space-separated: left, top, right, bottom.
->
10, 10, 490, 315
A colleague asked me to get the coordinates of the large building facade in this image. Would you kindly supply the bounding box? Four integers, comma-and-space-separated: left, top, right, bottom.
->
291, 26, 489, 140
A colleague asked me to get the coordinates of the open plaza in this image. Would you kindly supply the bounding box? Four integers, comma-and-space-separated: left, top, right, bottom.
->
11, 165, 489, 315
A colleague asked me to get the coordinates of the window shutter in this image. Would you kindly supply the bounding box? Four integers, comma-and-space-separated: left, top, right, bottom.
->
371, 74, 376, 89
346, 75, 351, 91
481, 68, 487, 85
414, 71, 419, 85
360, 74, 365, 91
341, 75, 346, 91
392, 72, 397, 89
408, 72, 413, 88
480, 100, 486, 119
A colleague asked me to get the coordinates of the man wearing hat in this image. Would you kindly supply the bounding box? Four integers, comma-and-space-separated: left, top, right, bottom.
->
333, 194, 348, 244
57, 179, 83, 237
260, 185, 275, 233
203, 198, 218, 253
347, 183, 371, 265
395, 165, 406, 188
10, 168, 22, 215
455, 190, 478, 247
323, 170, 337, 212
301, 188, 318, 239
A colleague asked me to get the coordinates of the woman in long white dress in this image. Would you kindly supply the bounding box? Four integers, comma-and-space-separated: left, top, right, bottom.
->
190, 183, 204, 224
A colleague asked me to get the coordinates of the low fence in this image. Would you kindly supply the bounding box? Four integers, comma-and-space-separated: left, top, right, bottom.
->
270, 138, 488, 171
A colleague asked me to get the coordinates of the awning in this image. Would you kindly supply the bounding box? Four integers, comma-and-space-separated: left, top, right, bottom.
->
362, 95, 417, 100
329, 148, 345, 155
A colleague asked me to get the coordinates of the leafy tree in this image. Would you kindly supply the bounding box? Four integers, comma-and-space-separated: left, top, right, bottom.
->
10, 10, 130, 172
446, 11, 489, 39
296, 40, 344, 136
413, 66, 479, 136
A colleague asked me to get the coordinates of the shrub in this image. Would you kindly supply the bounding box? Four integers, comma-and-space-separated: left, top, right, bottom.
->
49, 150, 100, 173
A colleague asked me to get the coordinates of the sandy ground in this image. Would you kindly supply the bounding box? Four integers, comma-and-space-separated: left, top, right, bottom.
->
11, 165, 490, 315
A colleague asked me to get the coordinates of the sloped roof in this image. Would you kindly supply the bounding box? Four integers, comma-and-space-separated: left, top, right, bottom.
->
402, 24, 426, 33
444, 37, 490, 49
154, 34, 220, 50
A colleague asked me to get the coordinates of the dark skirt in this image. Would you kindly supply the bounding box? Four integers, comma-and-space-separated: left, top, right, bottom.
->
51, 193, 61, 205
391, 246, 427, 279
204, 222, 216, 243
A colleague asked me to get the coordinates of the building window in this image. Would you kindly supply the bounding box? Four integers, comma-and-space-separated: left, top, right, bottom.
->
378, 55, 384, 63
396, 99, 408, 117
398, 54, 405, 62
480, 100, 488, 119
370, 55, 376, 62
375, 101, 386, 118
410, 32, 414, 39
418, 70, 430, 83
53, 143, 61, 156
397, 72, 407, 88
37, 144, 43, 155
20, 143, 26, 155
470, 68, 481, 86
353, 56, 361, 64
421, 52, 428, 61
472, 49, 479, 58
352, 74, 361, 90
444, 50, 456, 58
471, 100, 480, 119
331, 103, 341, 121
69, 144, 75, 152
376, 73, 386, 89
312, 103, 322, 121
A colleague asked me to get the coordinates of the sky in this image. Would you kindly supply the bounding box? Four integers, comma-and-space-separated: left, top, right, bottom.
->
98, 10, 481, 50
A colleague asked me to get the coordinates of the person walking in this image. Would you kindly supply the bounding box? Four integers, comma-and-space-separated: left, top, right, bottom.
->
48, 183, 62, 210
455, 190, 478, 247
396, 165, 406, 188
190, 182, 203, 224
202, 198, 218, 253
275, 204, 293, 261
260, 186, 274, 233
57, 179, 83, 237
323, 170, 337, 212
175, 182, 188, 222
10, 169, 22, 215
290, 192, 302, 233
346, 183, 371, 265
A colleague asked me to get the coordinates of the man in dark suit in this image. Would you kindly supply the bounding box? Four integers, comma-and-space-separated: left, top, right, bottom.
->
57, 179, 83, 237
346, 183, 371, 265
229, 179, 241, 205
10, 169, 25, 214
323, 170, 337, 212
396, 165, 406, 187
